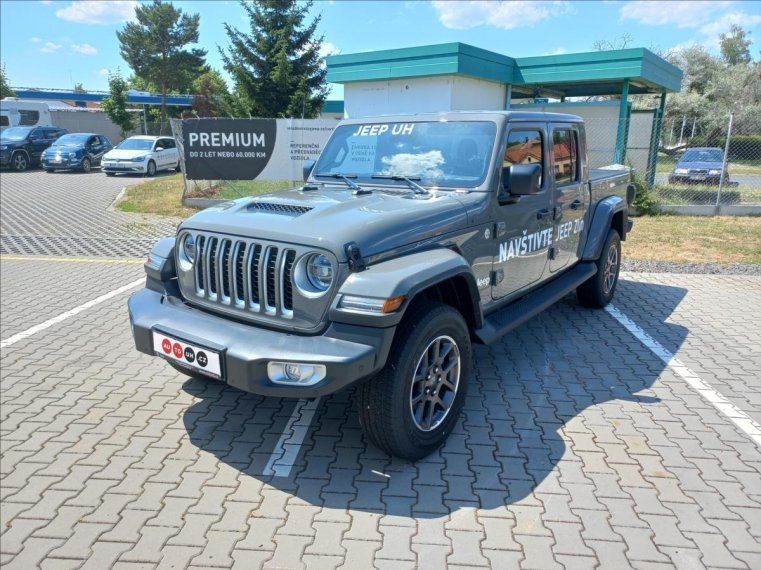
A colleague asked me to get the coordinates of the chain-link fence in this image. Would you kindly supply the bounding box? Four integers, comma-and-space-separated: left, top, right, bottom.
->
653, 113, 761, 210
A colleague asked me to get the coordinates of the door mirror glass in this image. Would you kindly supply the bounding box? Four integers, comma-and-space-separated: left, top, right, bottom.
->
503, 163, 542, 196
303, 159, 316, 182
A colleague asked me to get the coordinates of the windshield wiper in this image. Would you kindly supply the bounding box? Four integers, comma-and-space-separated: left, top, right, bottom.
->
314, 172, 362, 191
370, 174, 429, 195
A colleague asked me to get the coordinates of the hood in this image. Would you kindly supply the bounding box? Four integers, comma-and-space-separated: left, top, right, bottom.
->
105, 148, 151, 160
676, 160, 723, 170
45, 144, 83, 154
180, 185, 470, 262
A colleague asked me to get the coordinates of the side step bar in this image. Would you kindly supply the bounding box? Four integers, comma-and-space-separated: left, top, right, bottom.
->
474, 262, 597, 345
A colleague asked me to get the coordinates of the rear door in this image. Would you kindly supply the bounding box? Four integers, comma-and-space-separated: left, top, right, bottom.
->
549, 124, 586, 272
491, 124, 553, 301
28, 127, 49, 162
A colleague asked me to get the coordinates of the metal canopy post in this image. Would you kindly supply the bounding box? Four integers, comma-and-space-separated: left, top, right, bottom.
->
614, 79, 630, 164
646, 92, 667, 187
505, 84, 512, 110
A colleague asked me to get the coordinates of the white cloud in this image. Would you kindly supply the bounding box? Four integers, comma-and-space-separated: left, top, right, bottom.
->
98, 68, 110, 76
320, 42, 340, 58
40, 41, 63, 53
619, 1, 734, 28
39, 0, 53, 4
31, 37, 42, 43
56, 0, 137, 25
431, 0, 574, 30
700, 12, 761, 39
545, 47, 567, 56
71, 43, 98, 55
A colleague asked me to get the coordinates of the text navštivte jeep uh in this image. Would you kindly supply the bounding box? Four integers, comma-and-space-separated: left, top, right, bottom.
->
129, 111, 635, 460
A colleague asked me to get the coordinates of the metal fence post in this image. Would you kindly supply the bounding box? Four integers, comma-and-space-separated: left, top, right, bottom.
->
715, 112, 734, 214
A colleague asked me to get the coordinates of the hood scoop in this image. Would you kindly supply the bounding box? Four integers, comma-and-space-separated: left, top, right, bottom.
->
246, 202, 313, 217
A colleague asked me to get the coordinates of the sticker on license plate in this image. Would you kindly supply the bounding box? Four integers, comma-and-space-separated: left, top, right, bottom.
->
152, 331, 222, 378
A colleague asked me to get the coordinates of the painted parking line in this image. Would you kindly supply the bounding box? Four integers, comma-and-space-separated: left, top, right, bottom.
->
606, 304, 761, 447
0, 256, 144, 264
0, 278, 144, 349
263, 397, 322, 477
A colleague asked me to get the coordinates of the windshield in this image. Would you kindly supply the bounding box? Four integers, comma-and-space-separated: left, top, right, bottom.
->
1, 127, 33, 141
681, 149, 724, 163
52, 134, 90, 146
313, 121, 497, 189
117, 138, 153, 151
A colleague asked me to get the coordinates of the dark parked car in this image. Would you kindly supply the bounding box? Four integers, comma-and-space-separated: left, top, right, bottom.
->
0, 126, 68, 171
669, 147, 730, 185
41, 133, 113, 173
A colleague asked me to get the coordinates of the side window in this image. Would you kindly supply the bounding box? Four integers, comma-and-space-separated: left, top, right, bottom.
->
504, 129, 544, 184
162, 138, 175, 149
91, 136, 101, 146
552, 129, 579, 185
0, 115, 9, 127
18, 110, 40, 126
29, 128, 43, 140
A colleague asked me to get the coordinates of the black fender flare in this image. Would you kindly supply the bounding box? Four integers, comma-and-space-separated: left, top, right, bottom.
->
582, 196, 627, 261
330, 248, 482, 329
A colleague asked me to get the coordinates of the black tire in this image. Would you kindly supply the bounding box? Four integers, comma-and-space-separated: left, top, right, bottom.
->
175, 161, 182, 173
105, 172, 115, 177
577, 228, 621, 308
11, 152, 28, 172
146, 160, 156, 177
356, 300, 472, 460
81, 157, 91, 173
45, 168, 55, 173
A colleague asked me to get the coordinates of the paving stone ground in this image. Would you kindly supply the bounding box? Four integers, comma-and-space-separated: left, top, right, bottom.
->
1, 168, 760, 569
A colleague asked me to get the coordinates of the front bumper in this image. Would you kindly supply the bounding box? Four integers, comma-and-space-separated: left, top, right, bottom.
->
669, 174, 722, 185
128, 287, 395, 398
103, 161, 147, 173
0, 153, 11, 167
42, 156, 81, 169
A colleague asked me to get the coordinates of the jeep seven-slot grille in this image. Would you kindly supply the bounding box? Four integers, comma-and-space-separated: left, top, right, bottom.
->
191, 235, 295, 318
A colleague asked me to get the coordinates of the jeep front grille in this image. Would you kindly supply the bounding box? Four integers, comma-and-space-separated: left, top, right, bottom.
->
191, 234, 295, 318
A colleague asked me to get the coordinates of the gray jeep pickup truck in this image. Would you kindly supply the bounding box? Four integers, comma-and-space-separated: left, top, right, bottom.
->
128, 111, 635, 460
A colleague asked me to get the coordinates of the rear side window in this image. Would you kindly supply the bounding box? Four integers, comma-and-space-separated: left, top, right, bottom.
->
0, 116, 9, 127
553, 129, 579, 185
18, 110, 40, 126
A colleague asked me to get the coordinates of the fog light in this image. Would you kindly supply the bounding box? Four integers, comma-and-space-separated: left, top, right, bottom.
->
267, 361, 326, 386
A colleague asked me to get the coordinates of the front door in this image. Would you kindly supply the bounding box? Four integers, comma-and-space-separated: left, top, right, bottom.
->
549, 125, 586, 272
492, 125, 553, 301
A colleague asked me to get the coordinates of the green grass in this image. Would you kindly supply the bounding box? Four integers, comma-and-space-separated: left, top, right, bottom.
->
623, 215, 761, 265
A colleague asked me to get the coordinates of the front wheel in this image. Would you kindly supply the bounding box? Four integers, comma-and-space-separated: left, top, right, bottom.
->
577, 228, 621, 308
11, 152, 28, 172
356, 301, 472, 460
81, 157, 91, 173
146, 160, 156, 177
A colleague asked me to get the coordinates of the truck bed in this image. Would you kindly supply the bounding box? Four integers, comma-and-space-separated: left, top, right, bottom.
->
588, 166, 631, 203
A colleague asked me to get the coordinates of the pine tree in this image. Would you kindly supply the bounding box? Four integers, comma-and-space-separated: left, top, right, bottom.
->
117, 0, 206, 133
220, 0, 328, 119
0, 62, 15, 98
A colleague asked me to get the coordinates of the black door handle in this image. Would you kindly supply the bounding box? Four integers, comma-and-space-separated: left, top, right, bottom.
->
537, 208, 552, 220
570, 199, 583, 210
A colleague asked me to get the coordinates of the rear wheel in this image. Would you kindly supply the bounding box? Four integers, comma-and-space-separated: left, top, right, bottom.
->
356, 301, 471, 460
81, 157, 91, 173
11, 152, 28, 172
577, 228, 621, 308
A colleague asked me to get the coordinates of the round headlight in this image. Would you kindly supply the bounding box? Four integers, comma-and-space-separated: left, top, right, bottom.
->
182, 234, 195, 263
306, 254, 333, 291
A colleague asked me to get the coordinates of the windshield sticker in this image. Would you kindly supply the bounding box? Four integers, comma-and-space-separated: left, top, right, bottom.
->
352, 123, 415, 137
498, 219, 584, 263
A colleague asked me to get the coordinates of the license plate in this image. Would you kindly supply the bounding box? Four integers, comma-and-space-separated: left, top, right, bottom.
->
690, 175, 706, 181
52, 157, 61, 163
152, 331, 222, 378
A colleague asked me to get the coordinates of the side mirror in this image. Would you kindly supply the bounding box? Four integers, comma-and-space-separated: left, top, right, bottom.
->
503, 163, 542, 196
303, 159, 316, 182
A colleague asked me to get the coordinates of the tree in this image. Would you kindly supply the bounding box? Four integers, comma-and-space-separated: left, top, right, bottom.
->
102, 72, 134, 139
220, 0, 329, 118
720, 24, 752, 66
117, 0, 206, 133
73, 82, 86, 94
191, 67, 235, 117
0, 62, 14, 98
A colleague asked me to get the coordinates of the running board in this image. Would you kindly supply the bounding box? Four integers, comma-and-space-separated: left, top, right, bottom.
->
474, 262, 597, 345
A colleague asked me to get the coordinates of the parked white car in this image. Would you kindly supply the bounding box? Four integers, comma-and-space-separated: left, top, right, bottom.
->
102, 135, 179, 176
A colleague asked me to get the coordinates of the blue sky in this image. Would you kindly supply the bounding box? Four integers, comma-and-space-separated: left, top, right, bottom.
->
2, 0, 760, 99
